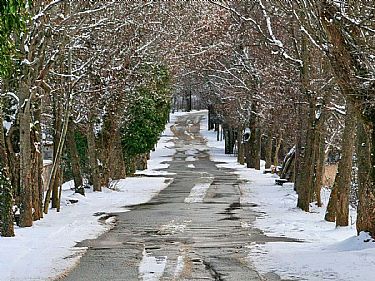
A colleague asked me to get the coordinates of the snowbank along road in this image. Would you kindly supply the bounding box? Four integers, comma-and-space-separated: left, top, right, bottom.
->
60, 111, 298, 281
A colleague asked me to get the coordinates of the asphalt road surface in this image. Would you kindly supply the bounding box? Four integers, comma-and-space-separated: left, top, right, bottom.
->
61, 112, 297, 281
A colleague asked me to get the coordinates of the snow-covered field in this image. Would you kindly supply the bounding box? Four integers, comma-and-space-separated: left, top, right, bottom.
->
200, 110, 375, 281
0, 116, 176, 281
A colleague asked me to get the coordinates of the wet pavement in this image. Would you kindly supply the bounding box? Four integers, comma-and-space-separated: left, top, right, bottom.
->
61, 112, 298, 281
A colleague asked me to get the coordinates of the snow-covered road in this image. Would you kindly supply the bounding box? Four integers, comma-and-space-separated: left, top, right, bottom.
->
2, 110, 375, 281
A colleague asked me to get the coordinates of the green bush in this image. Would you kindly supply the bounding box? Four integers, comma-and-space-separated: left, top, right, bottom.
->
121, 64, 171, 157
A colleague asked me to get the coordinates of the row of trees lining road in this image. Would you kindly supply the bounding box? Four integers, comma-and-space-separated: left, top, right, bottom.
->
0, 1, 182, 237
201, 0, 374, 237
0, 1, 374, 240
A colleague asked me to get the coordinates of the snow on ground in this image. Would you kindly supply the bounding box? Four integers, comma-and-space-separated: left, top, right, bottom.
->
139, 249, 167, 281
185, 156, 196, 162
184, 181, 213, 203
3, 110, 375, 281
199, 110, 375, 281
0, 116, 176, 281
136, 115, 176, 176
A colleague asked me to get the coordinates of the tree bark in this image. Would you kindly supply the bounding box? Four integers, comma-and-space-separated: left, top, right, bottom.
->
30, 126, 42, 221
216, 124, 220, 141
314, 131, 325, 207
249, 127, 261, 170
19, 81, 33, 227
273, 133, 282, 167
102, 116, 126, 181
356, 118, 375, 236
294, 102, 304, 193
264, 131, 273, 169
237, 129, 245, 165
34, 96, 44, 219
313, 99, 327, 207
296, 95, 316, 212
325, 186, 337, 222
208, 105, 214, 130
224, 127, 235, 154
325, 103, 356, 224
249, 102, 260, 169
112, 129, 126, 178
66, 118, 83, 193
335, 103, 356, 226
87, 121, 101, 192
0, 100, 15, 236
51, 97, 62, 209
321, 2, 375, 236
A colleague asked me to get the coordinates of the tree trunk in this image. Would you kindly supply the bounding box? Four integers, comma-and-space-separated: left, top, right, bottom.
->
66, 118, 83, 193
273, 133, 282, 167
102, 116, 126, 181
335, 103, 356, 226
325, 186, 337, 222
248, 102, 261, 169
244, 140, 251, 168
325, 103, 356, 224
294, 102, 304, 193
31, 127, 42, 221
215, 123, 220, 141
136, 153, 148, 170
30, 93, 43, 220
6, 126, 19, 203
313, 99, 327, 207
296, 96, 316, 212
87, 121, 101, 192
34, 96, 44, 219
237, 129, 245, 165
264, 131, 273, 169
43, 102, 70, 214
208, 105, 214, 130
224, 127, 235, 154
111, 129, 126, 178
249, 127, 261, 170
314, 132, 325, 207
51, 98, 62, 209
356, 117, 375, 236
19, 101, 33, 227
0, 100, 15, 237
